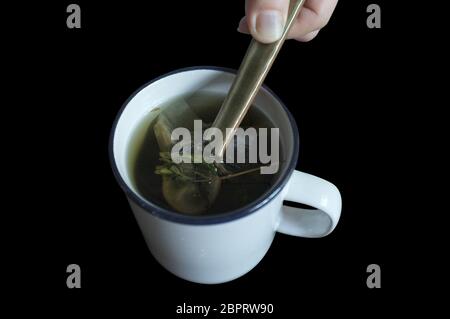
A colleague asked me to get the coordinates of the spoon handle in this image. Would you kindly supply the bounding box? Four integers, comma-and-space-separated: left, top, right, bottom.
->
213, 0, 306, 156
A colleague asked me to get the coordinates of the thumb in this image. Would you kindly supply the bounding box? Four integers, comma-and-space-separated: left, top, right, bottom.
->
243, 0, 289, 43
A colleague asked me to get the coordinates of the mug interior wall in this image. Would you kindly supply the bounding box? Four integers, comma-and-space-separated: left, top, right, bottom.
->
113, 68, 294, 202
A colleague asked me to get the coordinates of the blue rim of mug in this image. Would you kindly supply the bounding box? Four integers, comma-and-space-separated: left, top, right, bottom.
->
108, 66, 299, 225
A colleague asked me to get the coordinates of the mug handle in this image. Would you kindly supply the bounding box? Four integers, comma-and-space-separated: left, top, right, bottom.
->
278, 170, 342, 238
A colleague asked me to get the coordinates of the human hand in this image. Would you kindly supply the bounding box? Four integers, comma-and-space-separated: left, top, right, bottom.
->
237, 0, 338, 43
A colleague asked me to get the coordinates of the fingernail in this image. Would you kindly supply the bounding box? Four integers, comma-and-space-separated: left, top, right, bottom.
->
237, 17, 247, 33
253, 10, 284, 43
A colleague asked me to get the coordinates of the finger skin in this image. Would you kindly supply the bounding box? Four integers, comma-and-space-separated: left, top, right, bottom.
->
288, 0, 338, 39
238, 0, 338, 42
245, 0, 289, 43
294, 29, 320, 42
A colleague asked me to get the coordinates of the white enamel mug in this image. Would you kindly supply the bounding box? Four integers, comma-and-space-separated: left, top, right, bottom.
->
109, 67, 342, 284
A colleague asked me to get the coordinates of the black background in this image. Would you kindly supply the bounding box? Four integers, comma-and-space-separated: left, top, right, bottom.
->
10, 0, 427, 316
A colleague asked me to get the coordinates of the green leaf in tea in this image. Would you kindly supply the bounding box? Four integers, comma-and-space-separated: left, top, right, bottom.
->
153, 99, 221, 215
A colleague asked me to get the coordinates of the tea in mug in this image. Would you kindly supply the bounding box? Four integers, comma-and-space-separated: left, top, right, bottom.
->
127, 92, 282, 215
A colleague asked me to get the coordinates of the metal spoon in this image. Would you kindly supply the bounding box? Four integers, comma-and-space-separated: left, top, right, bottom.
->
212, 0, 306, 157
